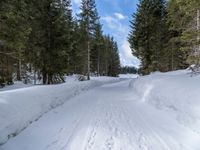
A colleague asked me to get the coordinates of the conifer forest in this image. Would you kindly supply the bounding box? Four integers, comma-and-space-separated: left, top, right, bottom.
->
129, 0, 200, 75
0, 0, 120, 85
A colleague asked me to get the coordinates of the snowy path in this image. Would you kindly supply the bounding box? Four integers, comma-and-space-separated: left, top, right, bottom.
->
1, 80, 200, 150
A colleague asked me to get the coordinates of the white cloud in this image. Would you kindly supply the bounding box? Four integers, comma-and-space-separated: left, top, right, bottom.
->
72, 0, 81, 5
101, 13, 127, 31
101, 15, 127, 34
101, 16, 115, 27
120, 41, 140, 67
122, 41, 133, 59
101, 13, 140, 67
71, 0, 81, 16
114, 13, 127, 20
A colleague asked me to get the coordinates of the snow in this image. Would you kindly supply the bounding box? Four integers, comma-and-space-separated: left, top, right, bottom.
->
0, 81, 33, 92
0, 76, 120, 145
1, 70, 200, 150
119, 74, 138, 79
130, 70, 200, 134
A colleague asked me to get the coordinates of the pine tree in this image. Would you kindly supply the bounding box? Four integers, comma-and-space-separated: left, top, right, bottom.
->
120, 66, 137, 74
67, 18, 79, 74
128, 0, 169, 74
101, 35, 120, 76
26, 0, 74, 84
167, 0, 200, 66
78, 0, 100, 80
91, 23, 104, 75
0, 0, 121, 85
110, 41, 120, 76
166, 0, 189, 70
0, 0, 30, 83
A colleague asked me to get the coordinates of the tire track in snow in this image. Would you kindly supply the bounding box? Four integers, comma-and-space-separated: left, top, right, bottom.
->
47, 95, 98, 150
122, 102, 171, 150
84, 118, 100, 150
2, 79, 194, 150
103, 101, 136, 150
116, 103, 143, 150
105, 103, 116, 150
59, 118, 84, 150
121, 105, 151, 150
44, 112, 86, 150
82, 99, 104, 150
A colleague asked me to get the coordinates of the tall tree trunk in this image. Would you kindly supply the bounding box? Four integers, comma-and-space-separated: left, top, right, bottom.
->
43, 2, 51, 85
87, 40, 90, 80
197, 9, 200, 65
97, 49, 100, 76
171, 41, 174, 71
43, 70, 47, 84
17, 58, 22, 81
48, 73, 52, 84
34, 69, 36, 85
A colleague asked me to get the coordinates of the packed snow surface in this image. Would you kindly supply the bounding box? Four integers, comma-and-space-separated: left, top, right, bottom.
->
0, 81, 33, 92
1, 71, 200, 150
0, 76, 121, 145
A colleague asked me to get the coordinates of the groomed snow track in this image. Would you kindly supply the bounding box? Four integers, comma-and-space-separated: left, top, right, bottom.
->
1, 77, 200, 150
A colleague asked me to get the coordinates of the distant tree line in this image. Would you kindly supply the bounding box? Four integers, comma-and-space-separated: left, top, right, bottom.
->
120, 66, 137, 74
128, 0, 200, 75
0, 0, 120, 85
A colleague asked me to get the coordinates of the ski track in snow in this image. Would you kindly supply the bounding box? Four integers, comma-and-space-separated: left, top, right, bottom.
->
1, 79, 200, 150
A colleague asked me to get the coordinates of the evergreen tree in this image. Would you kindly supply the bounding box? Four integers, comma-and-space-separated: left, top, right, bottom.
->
166, 0, 189, 70
120, 66, 138, 74
67, 19, 80, 74
0, 0, 30, 83
128, 0, 169, 74
167, 0, 200, 66
109, 41, 120, 77
102, 35, 120, 76
0, 0, 121, 86
91, 23, 104, 75
78, 0, 100, 80
26, 0, 73, 84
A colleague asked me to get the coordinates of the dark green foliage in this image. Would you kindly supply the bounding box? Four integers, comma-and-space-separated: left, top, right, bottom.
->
129, 0, 200, 75
128, 0, 169, 74
167, 0, 200, 67
77, 0, 120, 78
0, 0, 121, 85
90, 23, 104, 75
25, 0, 74, 84
77, 0, 100, 79
120, 66, 137, 74
108, 40, 121, 77
0, 0, 30, 83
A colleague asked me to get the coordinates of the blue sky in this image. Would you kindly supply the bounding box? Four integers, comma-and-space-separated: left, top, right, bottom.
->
71, 0, 140, 67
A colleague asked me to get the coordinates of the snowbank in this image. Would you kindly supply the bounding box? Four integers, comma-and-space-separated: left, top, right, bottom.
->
0, 76, 120, 145
0, 81, 33, 92
130, 70, 200, 133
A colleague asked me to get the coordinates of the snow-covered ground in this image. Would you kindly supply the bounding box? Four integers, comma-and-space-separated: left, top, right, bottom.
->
0, 76, 121, 145
119, 74, 138, 79
1, 71, 200, 150
0, 81, 33, 92
130, 70, 200, 134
